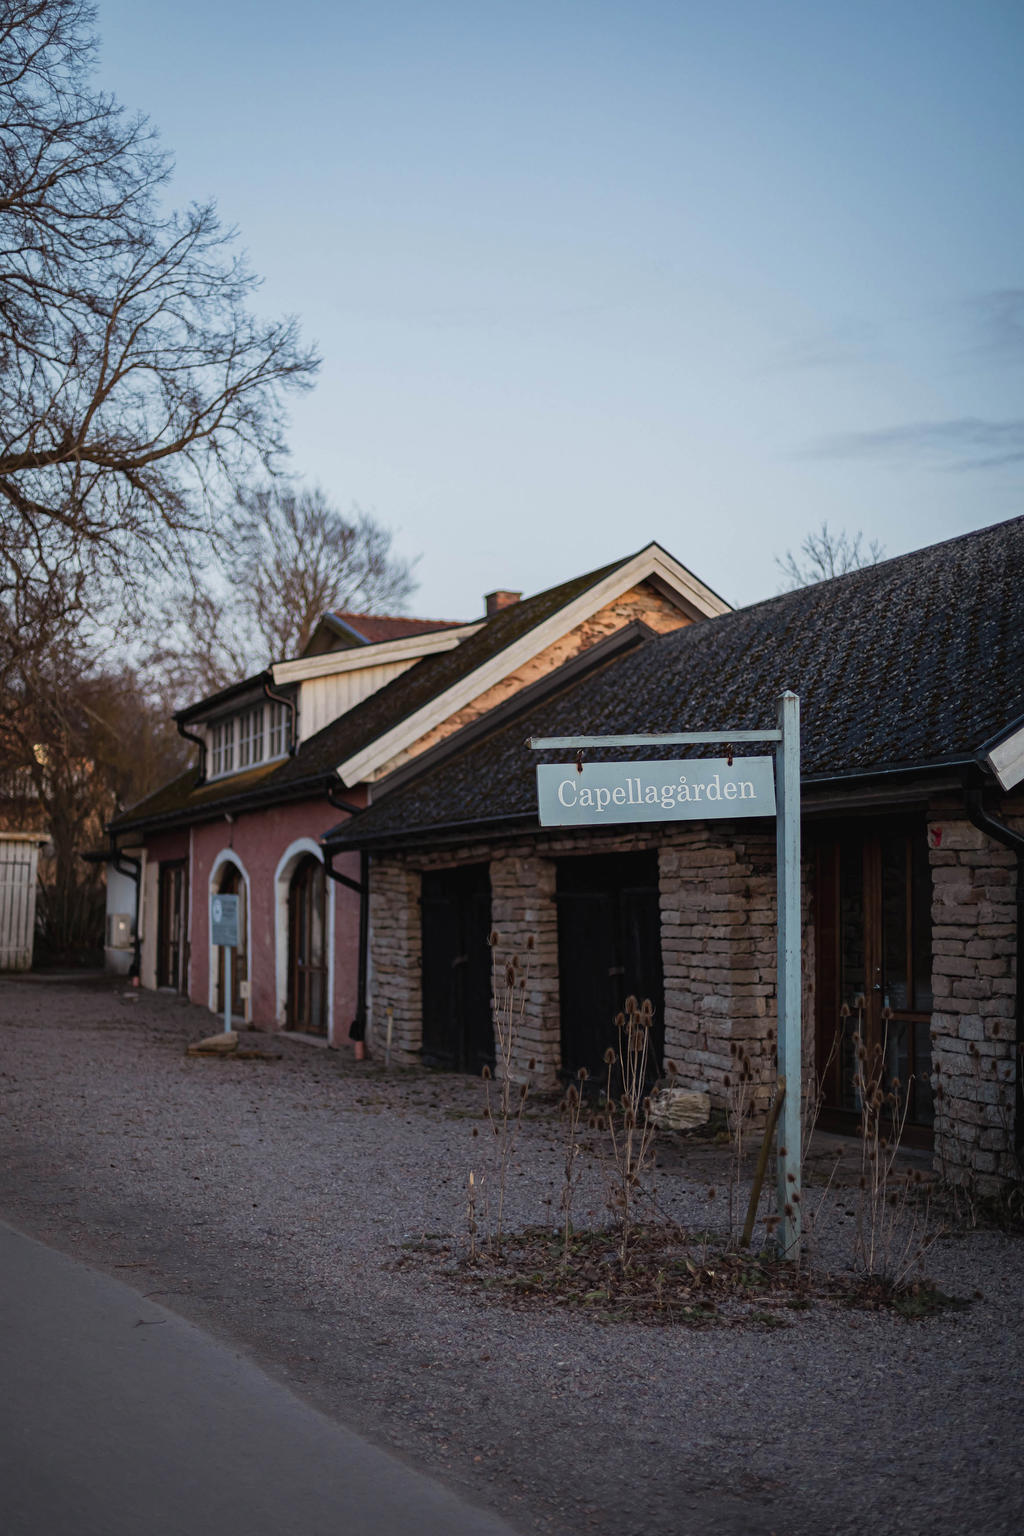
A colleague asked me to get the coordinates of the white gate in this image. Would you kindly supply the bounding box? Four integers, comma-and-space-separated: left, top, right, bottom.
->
0, 834, 46, 971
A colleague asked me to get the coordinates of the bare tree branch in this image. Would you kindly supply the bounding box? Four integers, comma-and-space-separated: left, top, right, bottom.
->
0, 1, 319, 624
775, 522, 885, 590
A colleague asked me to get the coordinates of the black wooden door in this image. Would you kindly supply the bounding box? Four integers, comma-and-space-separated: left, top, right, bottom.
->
815, 819, 934, 1141
421, 864, 494, 1073
556, 851, 664, 1080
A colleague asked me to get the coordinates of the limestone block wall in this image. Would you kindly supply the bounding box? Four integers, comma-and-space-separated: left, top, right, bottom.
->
488, 852, 560, 1087
387, 581, 692, 773
658, 827, 813, 1114
928, 814, 1021, 1189
367, 859, 422, 1061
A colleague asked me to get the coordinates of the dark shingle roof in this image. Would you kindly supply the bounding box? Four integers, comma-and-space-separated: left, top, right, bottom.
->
326, 518, 1024, 850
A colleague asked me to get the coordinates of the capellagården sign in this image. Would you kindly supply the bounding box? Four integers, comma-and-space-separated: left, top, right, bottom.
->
536, 756, 775, 827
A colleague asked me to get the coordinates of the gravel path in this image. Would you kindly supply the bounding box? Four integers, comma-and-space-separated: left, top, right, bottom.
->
1, 976, 1022, 1536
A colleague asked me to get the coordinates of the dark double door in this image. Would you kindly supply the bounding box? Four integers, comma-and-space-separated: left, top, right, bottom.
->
815, 820, 934, 1140
421, 864, 494, 1073
556, 851, 664, 1080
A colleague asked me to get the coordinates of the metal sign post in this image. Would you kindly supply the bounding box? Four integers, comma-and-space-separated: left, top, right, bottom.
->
210, 894, 240, 1035
528, 689, 802, 1259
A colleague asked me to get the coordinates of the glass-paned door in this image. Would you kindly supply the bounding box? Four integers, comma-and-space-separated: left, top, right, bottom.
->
815, 821, 934, 1143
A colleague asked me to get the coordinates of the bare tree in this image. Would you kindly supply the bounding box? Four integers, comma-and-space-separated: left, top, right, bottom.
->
143, 486, 419, 703
231, 485, 419, 660
0, 610, 189, 959
0, 1, 318, 630
776, 522, 885, 589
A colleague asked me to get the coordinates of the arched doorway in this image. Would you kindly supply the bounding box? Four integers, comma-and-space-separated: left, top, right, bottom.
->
287, 855, 327, 1036
215, 861, 248, 1022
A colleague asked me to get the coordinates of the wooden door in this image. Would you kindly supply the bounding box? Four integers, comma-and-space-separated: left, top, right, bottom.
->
421, 864, 493, 1073
157, 861, 187, 990
287, 855, 328, 1036
815, 820, 934, 1141
556, 851, 664, 1081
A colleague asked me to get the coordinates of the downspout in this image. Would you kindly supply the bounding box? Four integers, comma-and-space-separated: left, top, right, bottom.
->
176, 721, 208, 784
262, 679, 299, 757
324, 787, 369, 1046
965, 787, 1024, 1152
108, 833, 142, 980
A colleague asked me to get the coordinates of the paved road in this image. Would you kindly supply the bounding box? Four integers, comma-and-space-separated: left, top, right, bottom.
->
0, 1220, 520, 1536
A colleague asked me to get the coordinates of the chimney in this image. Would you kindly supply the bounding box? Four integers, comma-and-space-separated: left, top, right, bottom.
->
485, 589, 521, 618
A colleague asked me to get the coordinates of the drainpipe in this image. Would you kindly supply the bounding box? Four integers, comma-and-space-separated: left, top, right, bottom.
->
108, 833, 142, 980
965, 787, 1024, 1151
176, 721, 208, 784
262, 679, 299, 757
324, 787, 369, 1046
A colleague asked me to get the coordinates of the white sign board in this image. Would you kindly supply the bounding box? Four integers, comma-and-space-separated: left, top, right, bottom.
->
210, 893, 240, 948
537, 756, 776, 827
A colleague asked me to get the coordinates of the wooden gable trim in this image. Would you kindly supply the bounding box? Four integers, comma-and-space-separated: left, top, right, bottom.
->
270, 621, 481, 686
987, 721, 1024, 791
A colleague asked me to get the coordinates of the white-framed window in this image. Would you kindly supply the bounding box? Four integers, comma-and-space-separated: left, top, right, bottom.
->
268, 701, 288, 759
238, 706, 265, 768
210, 720, 235, 777
207, 699, 290, 780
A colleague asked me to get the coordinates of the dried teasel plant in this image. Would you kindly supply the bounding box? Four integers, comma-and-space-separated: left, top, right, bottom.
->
603, 996, 658, 1266
558, 1067, 588, 1260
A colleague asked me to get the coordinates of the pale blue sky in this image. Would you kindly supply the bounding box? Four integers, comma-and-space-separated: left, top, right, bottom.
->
97, 0, 1023, 617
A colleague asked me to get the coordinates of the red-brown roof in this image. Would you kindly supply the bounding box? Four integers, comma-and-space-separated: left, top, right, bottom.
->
329, 612, 466, 644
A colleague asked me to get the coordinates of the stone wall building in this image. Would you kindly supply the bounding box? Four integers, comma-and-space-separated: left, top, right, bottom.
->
326, 519, 1024, 1191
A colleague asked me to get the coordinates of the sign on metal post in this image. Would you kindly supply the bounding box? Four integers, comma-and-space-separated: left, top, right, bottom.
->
529, 695, 802, 1260
211, 894, 239, 1034
537, 757, 775, 826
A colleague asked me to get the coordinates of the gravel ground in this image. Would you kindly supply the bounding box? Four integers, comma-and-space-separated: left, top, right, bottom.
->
1, 975, 1022, 1536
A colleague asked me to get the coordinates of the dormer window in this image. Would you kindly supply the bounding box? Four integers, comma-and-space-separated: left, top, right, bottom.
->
211, 720, 235, 777
238, 707, 265, 768
207, 701, 291, 780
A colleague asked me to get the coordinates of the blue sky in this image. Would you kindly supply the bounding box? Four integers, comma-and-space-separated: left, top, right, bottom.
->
97, 0, 1023, 617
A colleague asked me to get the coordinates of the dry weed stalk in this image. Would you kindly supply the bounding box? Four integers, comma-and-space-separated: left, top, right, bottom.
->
481, 930, 534, 1255
558, 1068, 588, 1261
604, 996, 658, 1266
723, 1038, 771, 1243
852, 1014, 934, 1285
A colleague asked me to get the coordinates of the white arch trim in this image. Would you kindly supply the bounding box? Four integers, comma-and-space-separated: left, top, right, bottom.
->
273, 838, 335, 1042
207, 849, 253, 1023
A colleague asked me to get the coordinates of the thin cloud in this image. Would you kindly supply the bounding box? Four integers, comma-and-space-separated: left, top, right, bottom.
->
801, 417, 1024, 472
